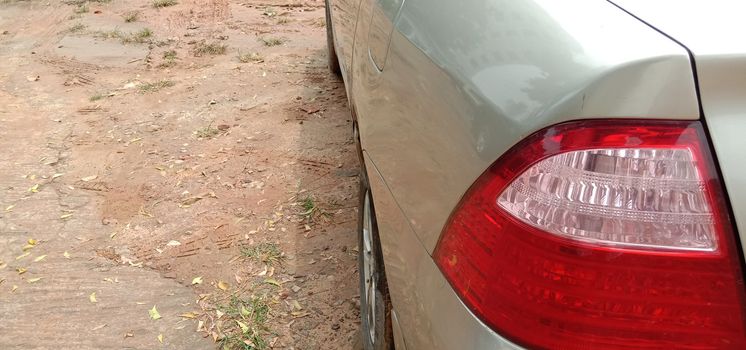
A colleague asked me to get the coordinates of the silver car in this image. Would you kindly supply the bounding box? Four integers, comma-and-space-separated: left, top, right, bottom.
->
326, 1, 746, 349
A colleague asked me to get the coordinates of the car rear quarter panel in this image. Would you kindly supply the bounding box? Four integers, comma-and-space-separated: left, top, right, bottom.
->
352, 0, 699, 255
692, 57, 746, 260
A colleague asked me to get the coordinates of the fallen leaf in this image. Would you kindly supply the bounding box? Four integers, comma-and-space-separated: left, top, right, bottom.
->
236, 320, 249, 333
197, 320, 204, 331
63, 251, 71, 259
60, 213, 73, 220
240, 305, 250, 317
11, 285, 18, 292
81, 175, 98, 182
0, 261, 6, 269
27, 277, 42, 283
166, 240, 181, 246
217, 281, 229, 291
27, 75, 39, 82
124, 332, 134, 338
191, 276, 203, 285
179, 196, 203, 207
110, 232, 117, 239
91, 324, 107, 331
16, 252, 30, 260
158, 334, 163, 343
5, 205, 14, 211
264, 278, 280, 286
17, 267, 27, 274
28, 184, 40, 193
90, 292, 97, 303
149, 305, 161, 320
291, 299, 302, 311
215, 310, 224, 319
179, 312, 198, 319
33, 255, 47, 262
27, 238, 37, 246
52, 173, 64, 179
0, 278, 4, 286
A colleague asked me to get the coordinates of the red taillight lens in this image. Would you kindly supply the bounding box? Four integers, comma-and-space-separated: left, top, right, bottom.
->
434, 120, 746, 349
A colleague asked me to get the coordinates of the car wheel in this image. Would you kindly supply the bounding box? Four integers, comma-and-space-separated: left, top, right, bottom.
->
358, 176, 394, 350
325, 0, 342, 76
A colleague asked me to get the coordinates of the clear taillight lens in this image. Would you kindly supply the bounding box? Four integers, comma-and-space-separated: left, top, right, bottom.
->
498, 147, 716, 252
434, 120, 746, 349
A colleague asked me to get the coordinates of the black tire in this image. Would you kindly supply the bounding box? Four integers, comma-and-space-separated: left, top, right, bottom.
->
325, 0, 342, 76
358, 172, 394, 350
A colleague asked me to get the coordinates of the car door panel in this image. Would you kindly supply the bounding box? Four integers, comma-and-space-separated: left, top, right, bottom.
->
367, 0, 405, 71
329, 0, 364, 81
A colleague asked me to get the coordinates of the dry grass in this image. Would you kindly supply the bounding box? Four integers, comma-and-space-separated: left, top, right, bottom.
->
152, 0, 177, 8
259, 37, 285, 47
95, 28, 153, 44
193, 41, 227, 56
123, 11, 139, 22
73, 4, 88, 14
66, 23, 87, 33
139, 80, 175, 93
238, 52, 263, 63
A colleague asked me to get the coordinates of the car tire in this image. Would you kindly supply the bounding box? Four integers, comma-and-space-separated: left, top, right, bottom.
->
358, 171, 394, 350
325, 0, 342, 76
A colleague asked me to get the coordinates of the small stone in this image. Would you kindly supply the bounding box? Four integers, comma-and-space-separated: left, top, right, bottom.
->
331, 323, 340, 331
291, 285, 301, 293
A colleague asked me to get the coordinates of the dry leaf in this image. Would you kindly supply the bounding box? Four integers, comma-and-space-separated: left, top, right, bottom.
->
240, 305, 250, 317
27, 238, 37, 246
28, 184, 39, 193
191, 276, 203, 285
60, 213, 73, 220
215, 310, 224, 319
91, 324, 107, 331
22, 244, 35, 251
124, 332, 134, 338
264, 278, 280, 286
81, 175, 98, 182
17, 267, 27, 275
11, 285, 18, 292
291, 299, 302, 311
33, 255, 47, 262
217, 281, 229, 291
236, 320, 249, 333
16, 252, 30, 260
52, 173, 64, 179
27, 75, 39, 82
158, 334, 163, 343
179, 312, 198, 319
179, 196, 203, 207
0, 261, 6, 269
27, 277, 42, 283
90, 292, 98, 303
63, 251, 71, 259
149, 305, 161, 320
166, 240, 181, 246
110, 232, 117, 239
5, 205, 14, 211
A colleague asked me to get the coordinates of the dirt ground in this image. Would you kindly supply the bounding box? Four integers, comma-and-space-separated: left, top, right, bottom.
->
0, 0, 361, 349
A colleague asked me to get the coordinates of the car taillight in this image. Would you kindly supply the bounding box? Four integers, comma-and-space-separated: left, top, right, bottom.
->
434, 120, 746, 349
